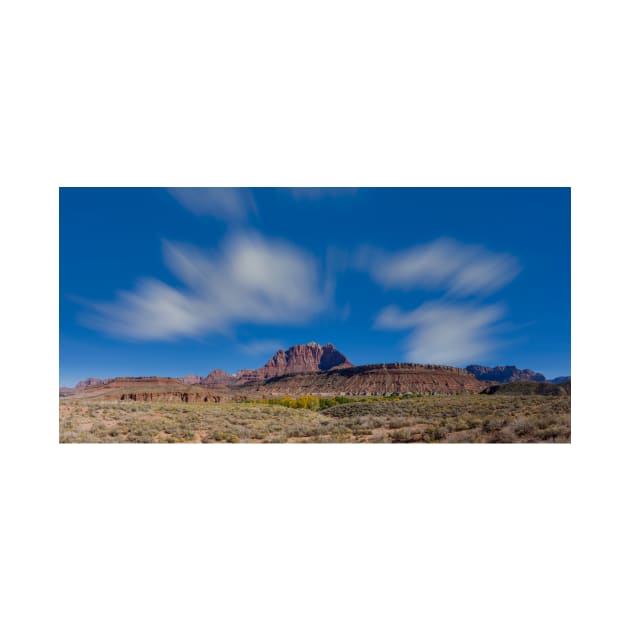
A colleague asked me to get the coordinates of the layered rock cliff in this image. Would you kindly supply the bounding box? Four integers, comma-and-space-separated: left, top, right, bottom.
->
68, 376, 228, 402
119, 391, 222, 402
241, 363, 486, 397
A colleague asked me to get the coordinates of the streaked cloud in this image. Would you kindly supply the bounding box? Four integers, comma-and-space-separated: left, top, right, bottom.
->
238, 339, 285, 355
168, 187, 255, 222
375, 302, 506, 365
357, 237, 520, 297
81, 232, 327, 341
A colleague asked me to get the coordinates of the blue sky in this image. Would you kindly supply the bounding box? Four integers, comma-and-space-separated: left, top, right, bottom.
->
60, 188, 570, 386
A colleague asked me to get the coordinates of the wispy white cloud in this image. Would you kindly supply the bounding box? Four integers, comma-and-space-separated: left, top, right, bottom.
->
339, 303, 352, 321
357, 238, 520, 297
375, 302, 506, 365
238, 339, 284, 355
168, 187, 255, 222
81, 232, 327, 341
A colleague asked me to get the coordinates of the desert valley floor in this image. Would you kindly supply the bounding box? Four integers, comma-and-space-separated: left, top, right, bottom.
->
59, 394, 570, 443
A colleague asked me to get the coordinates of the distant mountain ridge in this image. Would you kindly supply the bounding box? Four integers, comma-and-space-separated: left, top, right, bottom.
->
465, 364, 569, 384
466, 365, 546, 383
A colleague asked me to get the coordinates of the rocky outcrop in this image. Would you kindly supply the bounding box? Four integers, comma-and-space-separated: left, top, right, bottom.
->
76, 376, 183, 389
119, 391, 222, 402
234, 369, 260, 383
67, 376, 221, 401
105, 376, 183, 388
75, 377, 109, 389
240, 363, 486, 397
466, 365, 547, 383
182, 370, 237, 385
204, 369, 238, 385
236, 342, 353, 381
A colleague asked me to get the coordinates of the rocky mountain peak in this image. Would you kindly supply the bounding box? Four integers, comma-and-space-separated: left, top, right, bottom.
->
239, 342, 353, 381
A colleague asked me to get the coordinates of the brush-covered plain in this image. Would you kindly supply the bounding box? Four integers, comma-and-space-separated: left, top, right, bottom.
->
59, 395, 570, 443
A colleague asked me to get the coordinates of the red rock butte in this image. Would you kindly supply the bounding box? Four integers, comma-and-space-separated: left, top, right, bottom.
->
236, 342, 353, 381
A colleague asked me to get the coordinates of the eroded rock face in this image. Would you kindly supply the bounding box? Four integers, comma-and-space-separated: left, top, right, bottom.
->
241, 363, 486, 397
182, 374, 203, 385
237, 342, 353, 381
68, 376, 228, 402
75, 377, 108, 389
204, 369, 238, 385
466, 365, 547, 383
182, 370, 238, 385
107, 377, 183, 388
76, 376, 181, 389
119, 391, 221, 402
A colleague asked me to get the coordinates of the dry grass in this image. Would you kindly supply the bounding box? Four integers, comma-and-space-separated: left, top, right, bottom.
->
60, 394, 570, 443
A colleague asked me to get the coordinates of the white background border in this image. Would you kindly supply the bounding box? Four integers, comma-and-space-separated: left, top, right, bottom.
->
2, 1, 628, 629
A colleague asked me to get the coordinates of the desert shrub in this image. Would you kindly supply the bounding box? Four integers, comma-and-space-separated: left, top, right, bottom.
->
207, 431, 241, 443
296, 395, 320, 410
512, 418, 531, 436
534, 425, 566, 442
265, 395, 359, 410
264, 434, 288, 443
424, 426, 448, 442
388, 418, 405, 429
390, 429, 414, 443
446, 430, 476, 443
453, 419, 469, 431
329, 429, 352, 442
482, 417, 508, 432
126, 433, 152, 443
